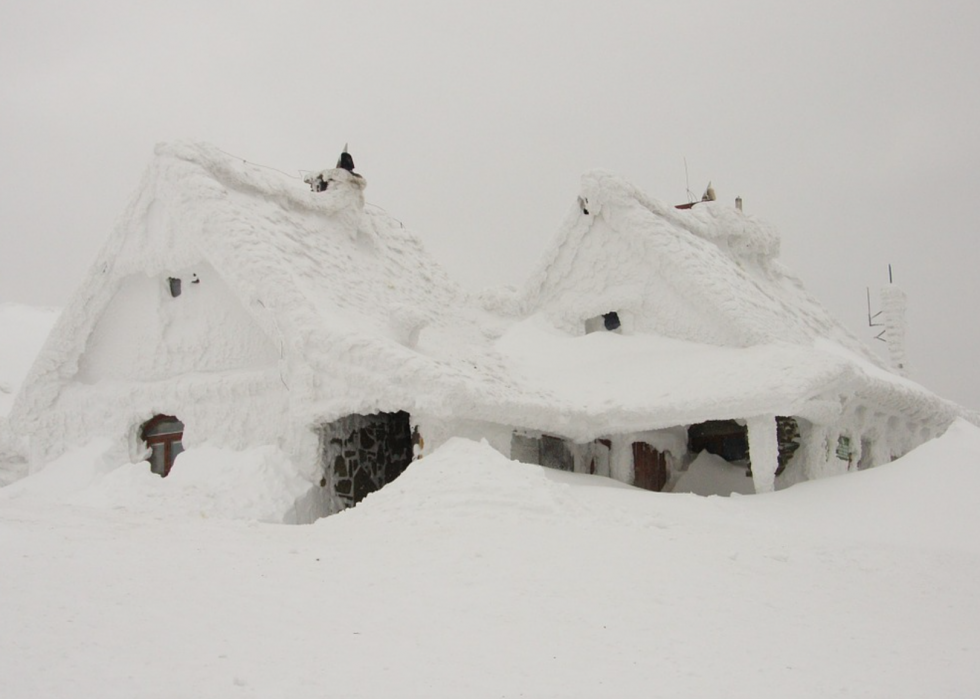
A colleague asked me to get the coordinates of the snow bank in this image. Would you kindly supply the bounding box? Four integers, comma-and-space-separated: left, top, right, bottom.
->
0, 442, 324, 524
0, 303, 59, 417
673, 450, 755, 496
2, 428, 980, 697
757, 418, 980, 553
331, 437, 617, 526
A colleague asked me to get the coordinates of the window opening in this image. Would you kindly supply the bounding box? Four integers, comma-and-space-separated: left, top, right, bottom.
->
585, 311, 623, 334
688, 420, 749, 462
140, 415, 185, 477
167, 277, 182, 297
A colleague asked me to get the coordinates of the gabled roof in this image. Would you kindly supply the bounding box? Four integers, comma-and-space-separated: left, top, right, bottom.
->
511, 170, 966, 432
12, 142, 489, 424
522, 170, 883, 364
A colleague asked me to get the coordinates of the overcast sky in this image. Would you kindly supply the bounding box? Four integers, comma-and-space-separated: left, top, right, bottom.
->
2, 0, 979, 408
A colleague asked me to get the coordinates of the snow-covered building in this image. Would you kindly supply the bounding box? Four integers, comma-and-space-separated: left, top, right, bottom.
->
6, 142, 969, 521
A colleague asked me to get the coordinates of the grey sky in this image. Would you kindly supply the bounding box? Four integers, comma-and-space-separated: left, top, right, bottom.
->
2, 0, 979, 408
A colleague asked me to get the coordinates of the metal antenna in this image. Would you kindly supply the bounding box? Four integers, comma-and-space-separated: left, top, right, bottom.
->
867, 263, 893, 342
684, 158, 695, 203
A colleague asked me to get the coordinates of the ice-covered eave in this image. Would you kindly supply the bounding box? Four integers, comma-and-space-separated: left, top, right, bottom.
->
814, 339, 967, 428
435, 378, 846, 445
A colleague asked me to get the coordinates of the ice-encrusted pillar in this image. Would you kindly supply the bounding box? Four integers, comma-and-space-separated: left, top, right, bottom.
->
747, 415, 779, 493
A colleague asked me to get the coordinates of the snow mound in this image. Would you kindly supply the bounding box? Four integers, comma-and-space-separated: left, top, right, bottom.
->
1, 442, 322, 524
332, 438, 595, 524
673, 450, 755, 496
760, 418, 980, 553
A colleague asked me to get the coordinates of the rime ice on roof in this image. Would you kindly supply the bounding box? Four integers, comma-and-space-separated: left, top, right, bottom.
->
5, 142, 972, 516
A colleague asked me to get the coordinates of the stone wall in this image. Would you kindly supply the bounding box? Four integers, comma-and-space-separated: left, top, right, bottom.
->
318, 411, 413, 508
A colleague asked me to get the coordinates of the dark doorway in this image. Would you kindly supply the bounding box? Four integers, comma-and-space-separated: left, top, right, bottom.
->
688, 420, 749, 462
320, 411, 413, 507
632, 442, 668, 491
141, 415, 184, 477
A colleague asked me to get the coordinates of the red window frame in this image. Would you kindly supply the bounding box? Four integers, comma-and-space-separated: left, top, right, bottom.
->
140, 415, 184, 477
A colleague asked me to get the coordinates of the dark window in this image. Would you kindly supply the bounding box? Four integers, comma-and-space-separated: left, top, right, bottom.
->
168, 277, 182, 297
540, 435, 574, 471
603, 312, 621, 331
509, 433, 574, 471
141, 415, 184, 477
688, 420, 749, 462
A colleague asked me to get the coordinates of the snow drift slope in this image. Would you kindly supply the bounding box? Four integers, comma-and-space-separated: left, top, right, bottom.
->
2, 425, 979, 698
0, 303, 58, 417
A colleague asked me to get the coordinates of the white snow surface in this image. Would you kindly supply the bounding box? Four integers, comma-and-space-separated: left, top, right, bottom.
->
0, 441, 319, 524
673, 449, 755, 496
0, 303, 59, 416
2, 424, 980, 697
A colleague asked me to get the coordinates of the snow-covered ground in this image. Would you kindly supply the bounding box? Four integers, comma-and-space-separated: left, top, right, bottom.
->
2, 420, 979, 698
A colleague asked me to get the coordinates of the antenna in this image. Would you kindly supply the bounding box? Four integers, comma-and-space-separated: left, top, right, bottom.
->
684, 158, 695, 202
866, 263, 893, 342
867, 287, 885, 341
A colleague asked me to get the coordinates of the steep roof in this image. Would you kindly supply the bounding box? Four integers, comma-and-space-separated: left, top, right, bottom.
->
13, 142, 486, 421
522, 170, 883, 363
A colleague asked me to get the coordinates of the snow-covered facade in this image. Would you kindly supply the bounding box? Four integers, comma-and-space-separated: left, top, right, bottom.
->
6, 142, 970, 521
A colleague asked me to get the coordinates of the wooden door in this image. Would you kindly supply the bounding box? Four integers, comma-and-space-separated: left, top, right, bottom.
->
632, 442, 667, 491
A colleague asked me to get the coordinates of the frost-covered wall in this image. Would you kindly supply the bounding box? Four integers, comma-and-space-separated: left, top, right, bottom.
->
76, 264, 279, 383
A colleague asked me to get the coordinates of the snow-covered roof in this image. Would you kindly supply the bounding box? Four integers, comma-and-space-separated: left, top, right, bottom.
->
11, 143, 967, 448
11, 142, 529, 428
522, 170, 883, 360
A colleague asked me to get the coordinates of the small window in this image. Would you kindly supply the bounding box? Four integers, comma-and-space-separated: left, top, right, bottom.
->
585, 311, 622, 334
509, 432, 573, 471
167, 277, 182, 297
140, 415, 184, 477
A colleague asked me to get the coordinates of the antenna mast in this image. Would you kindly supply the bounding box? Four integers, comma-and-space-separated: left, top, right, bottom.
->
684, 158, 695, 202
